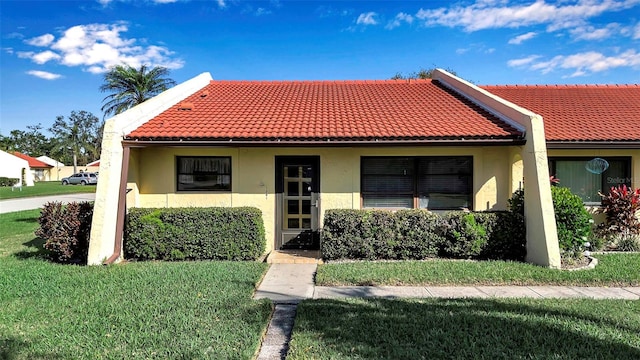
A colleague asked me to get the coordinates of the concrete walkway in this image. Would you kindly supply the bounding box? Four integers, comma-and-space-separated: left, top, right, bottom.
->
254, 264, 640, 301
0, 193, 96, 214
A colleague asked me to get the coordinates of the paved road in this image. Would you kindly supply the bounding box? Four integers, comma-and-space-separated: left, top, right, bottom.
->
0, 193, 96, 214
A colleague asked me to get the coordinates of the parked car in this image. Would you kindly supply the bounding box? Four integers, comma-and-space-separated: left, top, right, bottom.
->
61, 172, 98, 185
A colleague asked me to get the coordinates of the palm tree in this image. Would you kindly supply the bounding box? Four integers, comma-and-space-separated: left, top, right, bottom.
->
100, 64, 176, 118
49, 111, 102, 174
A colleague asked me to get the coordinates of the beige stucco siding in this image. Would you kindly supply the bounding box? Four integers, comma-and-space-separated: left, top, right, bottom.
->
127, 145, 517, 252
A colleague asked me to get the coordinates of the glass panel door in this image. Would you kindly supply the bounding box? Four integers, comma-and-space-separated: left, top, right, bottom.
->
276, 156, 320, 250
284, 165, 313, 230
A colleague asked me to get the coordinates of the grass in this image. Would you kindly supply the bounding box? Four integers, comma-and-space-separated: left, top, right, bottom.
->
0, 181, 96, 200
0, 210, 272, 360
316, 255, 640, 286
288, 298, 640, 359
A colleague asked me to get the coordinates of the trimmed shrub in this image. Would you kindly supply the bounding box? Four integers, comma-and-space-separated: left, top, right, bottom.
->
322, 209, 525, 261
477, 211, 526, 261
321, 209, 442, 261
552, 187, 592, 258
0, 177, 20, 187
438, 212, 488, 258
36, 201, 93, 264
394, 209, 441, 259
509, 187, 591, 259
124, 207, 266, 261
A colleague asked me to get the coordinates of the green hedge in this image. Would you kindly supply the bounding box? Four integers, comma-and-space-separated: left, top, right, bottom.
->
0, 177, 20, 187
124, 207, 266, 261
440, 211, 526, 261
321, 209, 525, 261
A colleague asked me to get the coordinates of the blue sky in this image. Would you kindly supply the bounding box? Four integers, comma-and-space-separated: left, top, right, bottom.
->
1, 0, 639, 134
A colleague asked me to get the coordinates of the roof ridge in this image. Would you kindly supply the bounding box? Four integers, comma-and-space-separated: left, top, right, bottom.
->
483, 84, 640, 89
209, 79, 433, 85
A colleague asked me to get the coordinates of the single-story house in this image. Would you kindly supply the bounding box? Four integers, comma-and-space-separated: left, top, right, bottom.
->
13, 152, 54, 182
87, 159, 100, 167
89, 70, 565, 267
0, 149, 34, 186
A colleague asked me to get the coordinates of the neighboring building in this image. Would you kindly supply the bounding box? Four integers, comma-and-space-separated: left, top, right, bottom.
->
12, 152, 53, 182
89, 70, 561, 267
485, 85, 640, 205
87, 160, 100, 167
0, 149, 34, 186
36, 155, 66, 168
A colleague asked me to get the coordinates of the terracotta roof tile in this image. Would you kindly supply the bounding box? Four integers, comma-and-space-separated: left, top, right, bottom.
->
13, 152, 52, 168
127, 80, 522, 142
483, 84, 640, 142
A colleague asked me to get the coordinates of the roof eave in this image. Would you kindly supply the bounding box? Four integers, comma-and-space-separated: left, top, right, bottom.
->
547, 140, 640, 149
122, 137, 526, 147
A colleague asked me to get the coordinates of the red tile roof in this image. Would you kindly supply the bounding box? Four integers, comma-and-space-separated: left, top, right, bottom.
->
12, 152, 52, 168
127, 80, 522, 142
483, 85, 640, 142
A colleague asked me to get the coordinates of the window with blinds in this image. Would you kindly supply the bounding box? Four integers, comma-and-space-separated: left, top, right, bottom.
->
361, 156, 473, 210
176, 156, 231, 191
549, 157, 631, 205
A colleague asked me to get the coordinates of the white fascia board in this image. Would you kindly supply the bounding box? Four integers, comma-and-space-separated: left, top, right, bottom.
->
432, 69, 529, 134
107, 72, 213, 137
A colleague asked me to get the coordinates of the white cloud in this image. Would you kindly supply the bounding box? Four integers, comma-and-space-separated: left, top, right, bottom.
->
386, 12, 414, 29
632, 22, 640, 39
509, 50, 640, 77
15, 23, 184, 74
26, 70, 62, 80
356, 12, 378, 26
507, 55, 542, 67
416, 0, 640, 32
153, 0, 178, 3
216, 0, 226, 8
570, 23, 621, 40
32, 50, 62, 64
25, 34, 55, 47
508, 32, 537, 45
3, 47, 14, 55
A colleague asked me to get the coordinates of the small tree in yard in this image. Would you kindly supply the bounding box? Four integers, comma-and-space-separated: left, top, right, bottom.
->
598, 185, 640, 251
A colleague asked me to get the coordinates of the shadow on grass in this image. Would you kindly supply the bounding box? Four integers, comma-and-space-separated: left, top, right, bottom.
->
290, 298, 640, 359
12, 237, 50, 261
14, 216, 40, 224
0, 337, 62, 360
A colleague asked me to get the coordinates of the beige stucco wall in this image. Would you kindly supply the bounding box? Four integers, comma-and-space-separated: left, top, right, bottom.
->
126, 146, 517, 252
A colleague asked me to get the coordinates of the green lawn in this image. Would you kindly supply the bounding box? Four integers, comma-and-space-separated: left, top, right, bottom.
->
288, 298, 640, 359
0, 210, 271, 360
317, 255, 640, 286
0, 181, 96, 200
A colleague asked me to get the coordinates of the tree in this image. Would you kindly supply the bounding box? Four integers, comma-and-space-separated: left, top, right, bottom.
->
100, 64, 176, 118
391, 67, 457, 80
0, 124, 52, 156
49, 111, 103, 174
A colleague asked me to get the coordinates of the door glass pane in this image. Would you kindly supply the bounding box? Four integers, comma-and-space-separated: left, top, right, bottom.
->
286, 166, 298, 178
301, 200, 311, 214
287, 181, 299, 196
302, 166, 313, 178
302, 182, 312, 196
288, 218, 299, 229
287, 200, 299, 215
